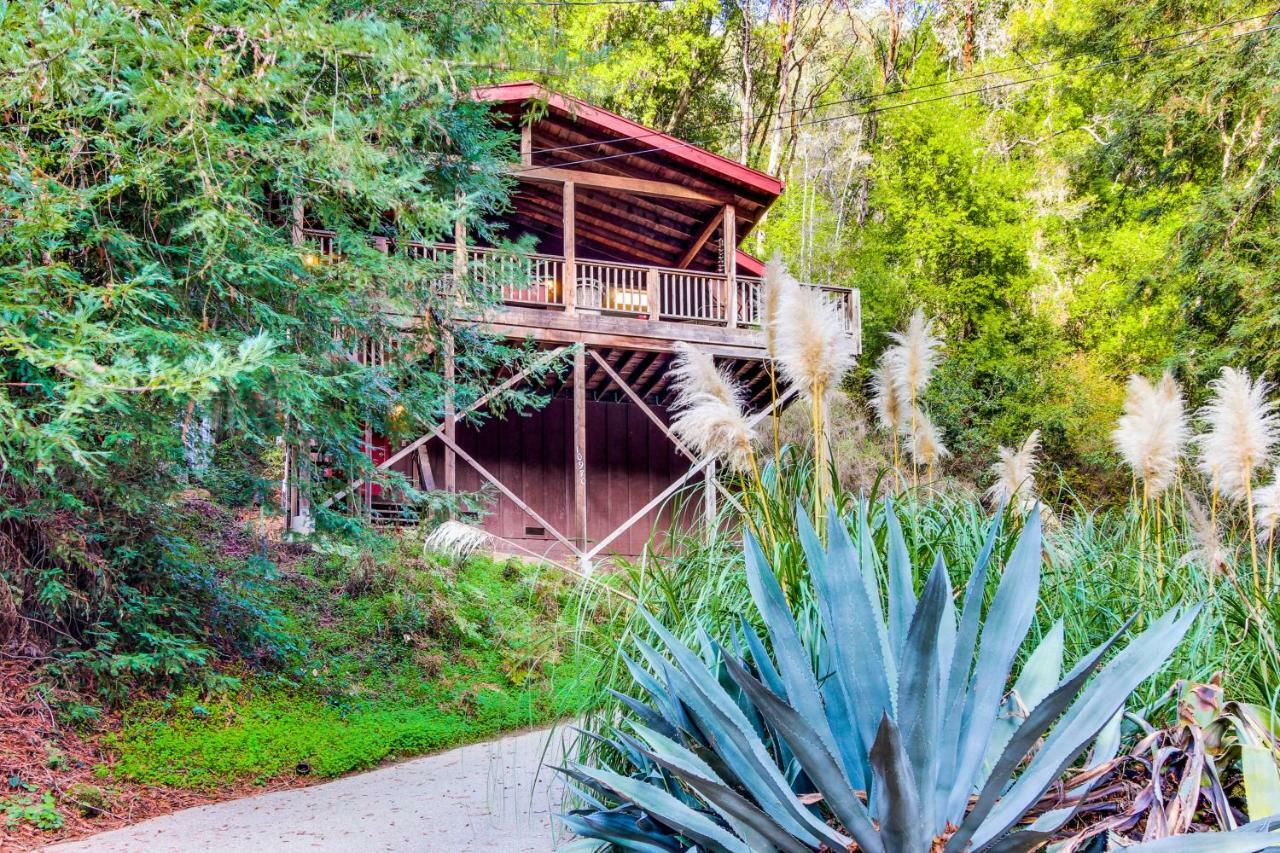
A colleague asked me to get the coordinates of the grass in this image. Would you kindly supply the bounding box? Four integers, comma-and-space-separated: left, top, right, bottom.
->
103, 541, 607, 789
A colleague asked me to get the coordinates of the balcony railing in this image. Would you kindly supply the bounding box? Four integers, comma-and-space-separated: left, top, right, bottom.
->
300, 229, 860, 349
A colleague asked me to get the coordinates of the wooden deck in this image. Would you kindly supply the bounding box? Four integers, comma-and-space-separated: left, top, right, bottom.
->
302, 230, 861, 358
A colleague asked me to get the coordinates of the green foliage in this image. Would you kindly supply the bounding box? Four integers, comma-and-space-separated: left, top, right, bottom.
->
0, 0, 544, 694
2, 791, 64, 832
105, 549, 605, 788
565, 504, 1208, 852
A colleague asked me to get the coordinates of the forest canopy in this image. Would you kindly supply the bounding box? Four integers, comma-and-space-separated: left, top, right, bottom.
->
507, 0, 1280, 494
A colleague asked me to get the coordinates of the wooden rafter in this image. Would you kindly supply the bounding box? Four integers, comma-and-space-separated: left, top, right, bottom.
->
675, 208, 724, 269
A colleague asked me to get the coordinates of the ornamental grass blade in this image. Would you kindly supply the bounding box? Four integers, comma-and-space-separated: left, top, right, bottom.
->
631, 722, 812, 853
569, 763, 752, 853
947, 507, 1042, 820
897, 553, 949, 835
870, 713, 929, 853
721, 654, 884, 853
964, 605, 1201, 852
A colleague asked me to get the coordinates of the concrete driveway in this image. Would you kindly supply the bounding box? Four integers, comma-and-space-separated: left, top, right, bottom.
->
49, 726, 574, 852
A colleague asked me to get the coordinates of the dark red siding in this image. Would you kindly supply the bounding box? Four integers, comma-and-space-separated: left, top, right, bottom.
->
422, 397, 691, 560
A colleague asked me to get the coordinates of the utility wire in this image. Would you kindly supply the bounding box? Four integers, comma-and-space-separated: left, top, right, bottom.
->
511, 17, 1280, 174
518, 11, 1276, 160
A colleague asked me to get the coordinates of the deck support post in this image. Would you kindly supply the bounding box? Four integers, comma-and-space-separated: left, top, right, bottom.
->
443, 330, 457, 501
573, 346, 589, 570
724, 204, 737, 328
563, 181, 577, 315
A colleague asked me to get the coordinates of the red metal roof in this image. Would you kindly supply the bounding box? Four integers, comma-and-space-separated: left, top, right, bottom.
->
473, 82, 784, 199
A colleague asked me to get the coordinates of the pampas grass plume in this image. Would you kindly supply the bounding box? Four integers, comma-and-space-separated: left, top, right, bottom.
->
1196, 367, 1280, 501
773, 281, 856, 401
986, 429, 1041, 514
423, 520, 491, 562
905, 407, 949, 468
669, 343, 755, 472
1180, 492, 1230, 574
870, 350, 909, 434
889, 308, 941, 402
1254, 466, 1280, 543
1112, 371, 1188, 498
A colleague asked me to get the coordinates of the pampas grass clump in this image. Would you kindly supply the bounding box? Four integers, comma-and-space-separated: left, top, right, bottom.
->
1113, 371, 1188, 499
985, 429, 1042, 514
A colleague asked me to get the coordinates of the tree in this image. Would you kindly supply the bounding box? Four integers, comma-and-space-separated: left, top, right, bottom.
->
0, 0, 535, 693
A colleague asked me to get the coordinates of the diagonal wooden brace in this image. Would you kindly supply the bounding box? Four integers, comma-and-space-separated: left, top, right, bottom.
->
319, 345, 571, 509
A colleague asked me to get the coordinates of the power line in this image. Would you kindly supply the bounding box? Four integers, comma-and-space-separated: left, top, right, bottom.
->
520, 11, 1276, 160
511, 18, 1280, 174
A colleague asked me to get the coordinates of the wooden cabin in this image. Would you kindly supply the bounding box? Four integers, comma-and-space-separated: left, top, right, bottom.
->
292, 82, 861, 569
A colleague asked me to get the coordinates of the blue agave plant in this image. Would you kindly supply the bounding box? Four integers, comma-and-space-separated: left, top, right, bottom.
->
556, 504, 1280, 852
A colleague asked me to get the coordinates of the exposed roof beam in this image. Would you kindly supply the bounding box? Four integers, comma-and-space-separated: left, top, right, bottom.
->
676, 207, 725, 269
515, 166, 733, 206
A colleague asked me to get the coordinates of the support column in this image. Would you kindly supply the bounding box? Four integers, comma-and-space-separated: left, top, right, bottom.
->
573, 347, 589, 565
724, 204, 738, 328
443, 330, 457, 498
563, 181, 577, 315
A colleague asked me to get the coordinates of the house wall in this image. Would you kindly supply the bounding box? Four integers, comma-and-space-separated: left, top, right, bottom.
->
424, 396, 695, 560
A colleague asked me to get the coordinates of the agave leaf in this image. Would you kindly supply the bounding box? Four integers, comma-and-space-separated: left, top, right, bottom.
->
631, 722, 807, 853
721, 654, 884, 853
746, 528, 844, 770
981, 621, 1066, 784
869, 713, 929, 853
1241, 744, 1280, 821
609, 689, 679, 740
556, 835, 611, 852
948, 617, 1133, 853
897, 554, 949, 835
556, 811, 681, 852
936, 511, 1004, 812
947, 508, 1043, 821
739, 617, 787, 699
964, 605, 1200, 851
856, 499, 894, 680
811, 507, 892, 782
884, 501, 917, 666
990, 710, 1126, 853
569, 763, 752, 853
1125, 830, 1280, 852
640, 611, 852, 850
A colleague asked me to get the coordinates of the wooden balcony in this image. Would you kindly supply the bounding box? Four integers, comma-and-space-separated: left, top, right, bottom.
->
301, 230, 860, 358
